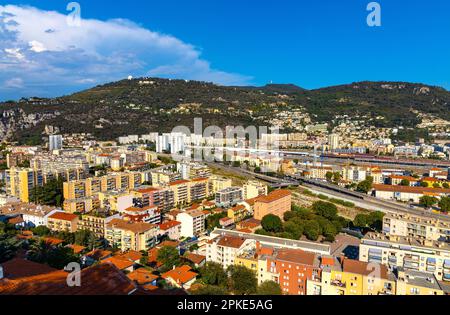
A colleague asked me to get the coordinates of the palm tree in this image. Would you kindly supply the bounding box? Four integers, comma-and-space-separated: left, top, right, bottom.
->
0, 241, 16, 263
27, 240, 52, 263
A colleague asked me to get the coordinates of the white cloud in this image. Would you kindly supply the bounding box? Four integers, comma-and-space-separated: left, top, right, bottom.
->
0, 5, 252, 99
4, 78, 24, 89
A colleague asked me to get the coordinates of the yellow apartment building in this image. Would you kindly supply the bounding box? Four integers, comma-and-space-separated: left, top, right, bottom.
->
6, 168, 44, 203
105, 219, 159, 251
47, 212, 79, 233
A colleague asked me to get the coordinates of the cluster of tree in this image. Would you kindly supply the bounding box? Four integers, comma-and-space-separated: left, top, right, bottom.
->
155, 245, 198, 273
193, 262, 281, 295
325, 171, 342, 184
419, 195, 450, 213
30, 226, 104, 250
206, 212, 227, 231
352, 211, 385, 232
29, 178, 64, 207
27, 239, 79, 269
256, 202, 349, 242
356, 176, 374, 194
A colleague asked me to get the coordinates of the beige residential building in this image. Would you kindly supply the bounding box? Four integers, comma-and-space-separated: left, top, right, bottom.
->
105, 219, 159, 251
47, 212, 79, 233
243, 180, 268, 200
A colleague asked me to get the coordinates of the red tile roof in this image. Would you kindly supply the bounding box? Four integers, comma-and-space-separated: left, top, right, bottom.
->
48, 212, 79, 222
161, 265, 197, 285
159, 220, 181, 231
217, 236, 246, 249
185, 253, 206, 265
1, 259, 56, 279
127, 268, 159, 285
255, 189, 291, 203
102, 257, 134, 270
0, 263, 136, 295
274, 249, 317, 266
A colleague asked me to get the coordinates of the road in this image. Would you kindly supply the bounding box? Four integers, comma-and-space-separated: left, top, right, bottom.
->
208, 161, 450, 222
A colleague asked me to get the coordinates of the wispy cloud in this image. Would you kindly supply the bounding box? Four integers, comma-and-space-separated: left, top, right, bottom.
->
0, 5, 252, 100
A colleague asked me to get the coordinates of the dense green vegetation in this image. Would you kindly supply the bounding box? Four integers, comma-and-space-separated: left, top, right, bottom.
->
30, 178, 65, 207
194, 262, 281, 296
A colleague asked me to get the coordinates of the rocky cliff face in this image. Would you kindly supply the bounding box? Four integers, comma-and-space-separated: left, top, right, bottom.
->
0, 108, 60, 141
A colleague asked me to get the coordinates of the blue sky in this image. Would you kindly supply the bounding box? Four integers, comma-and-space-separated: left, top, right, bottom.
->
1, 0, 450, 100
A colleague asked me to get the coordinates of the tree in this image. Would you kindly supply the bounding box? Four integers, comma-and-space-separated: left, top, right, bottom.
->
433, 183, 441, 189
312, 201, 338, 220
228, 265, 257, 295
400, 179, 410, 186
157, 246, 181, 272
356, 176, 374, 194
443, 183, 450, 189
325, 172, 333, 182
256, 281, 282, 295
438, 196, 450, 213
420, 181, 429, 188
206, 212, 227, 230
283, 221, 303, 240
27, 240, 53, 264
303, 221, 320, 241
31, 226, 51, 237
261, 214, 283, 233
30, 178, 65, 207
419, 196, 438, 209
140, 252, 149, 266
47, 247, 79, 269
0, 240, 17, 263
199, 262, 228, 287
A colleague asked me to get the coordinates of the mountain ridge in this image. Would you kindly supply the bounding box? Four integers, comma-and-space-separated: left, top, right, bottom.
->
1, 77, 449, 144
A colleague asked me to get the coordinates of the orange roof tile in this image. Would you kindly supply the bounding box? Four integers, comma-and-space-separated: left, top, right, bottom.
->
48, 212, 78, 222
161, 265, 197, 285
103, 257, 134, 270
159, 220, 181, 231
185, 253, 206, 265
217, 236, 246, 249
0, 263, 136, 295
255, 189, 291, 204
127, 268, 159, 285
1, 258, 56, 279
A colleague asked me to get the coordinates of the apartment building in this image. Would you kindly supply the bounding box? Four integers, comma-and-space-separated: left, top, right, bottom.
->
133, 187, 175, 213
151, 170, 181, 187
63, 196, 100, 213
47, 212, 79, 233
98, 191, 134, 212
253, 189, 292, 221
78, 212, 121, 238
177, 162, 211, 180
169, 180, 190, 206
158, 220, 182, 241
359, 232, 450, 282
105, 219, 159, 251
302, 166, 333, 180
262, 248, 321, 295
396, 269, 445, 295
63, 172, 145, 200
206, 235, 256, 270
209, 176, 232, 194
243, 180, 268, 200
383, 212, 450, 242
122, 205, 161, 225
215, 187, 244, 208
176, 209, 208, 238
5, 168, 44, 203
307, 258, 396, 295
387, 175, 420, 186
373, 184, 450, 203
227, 204, 248, 223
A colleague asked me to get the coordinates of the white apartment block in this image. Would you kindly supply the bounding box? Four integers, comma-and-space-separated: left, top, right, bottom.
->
176, 209, 208, 238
